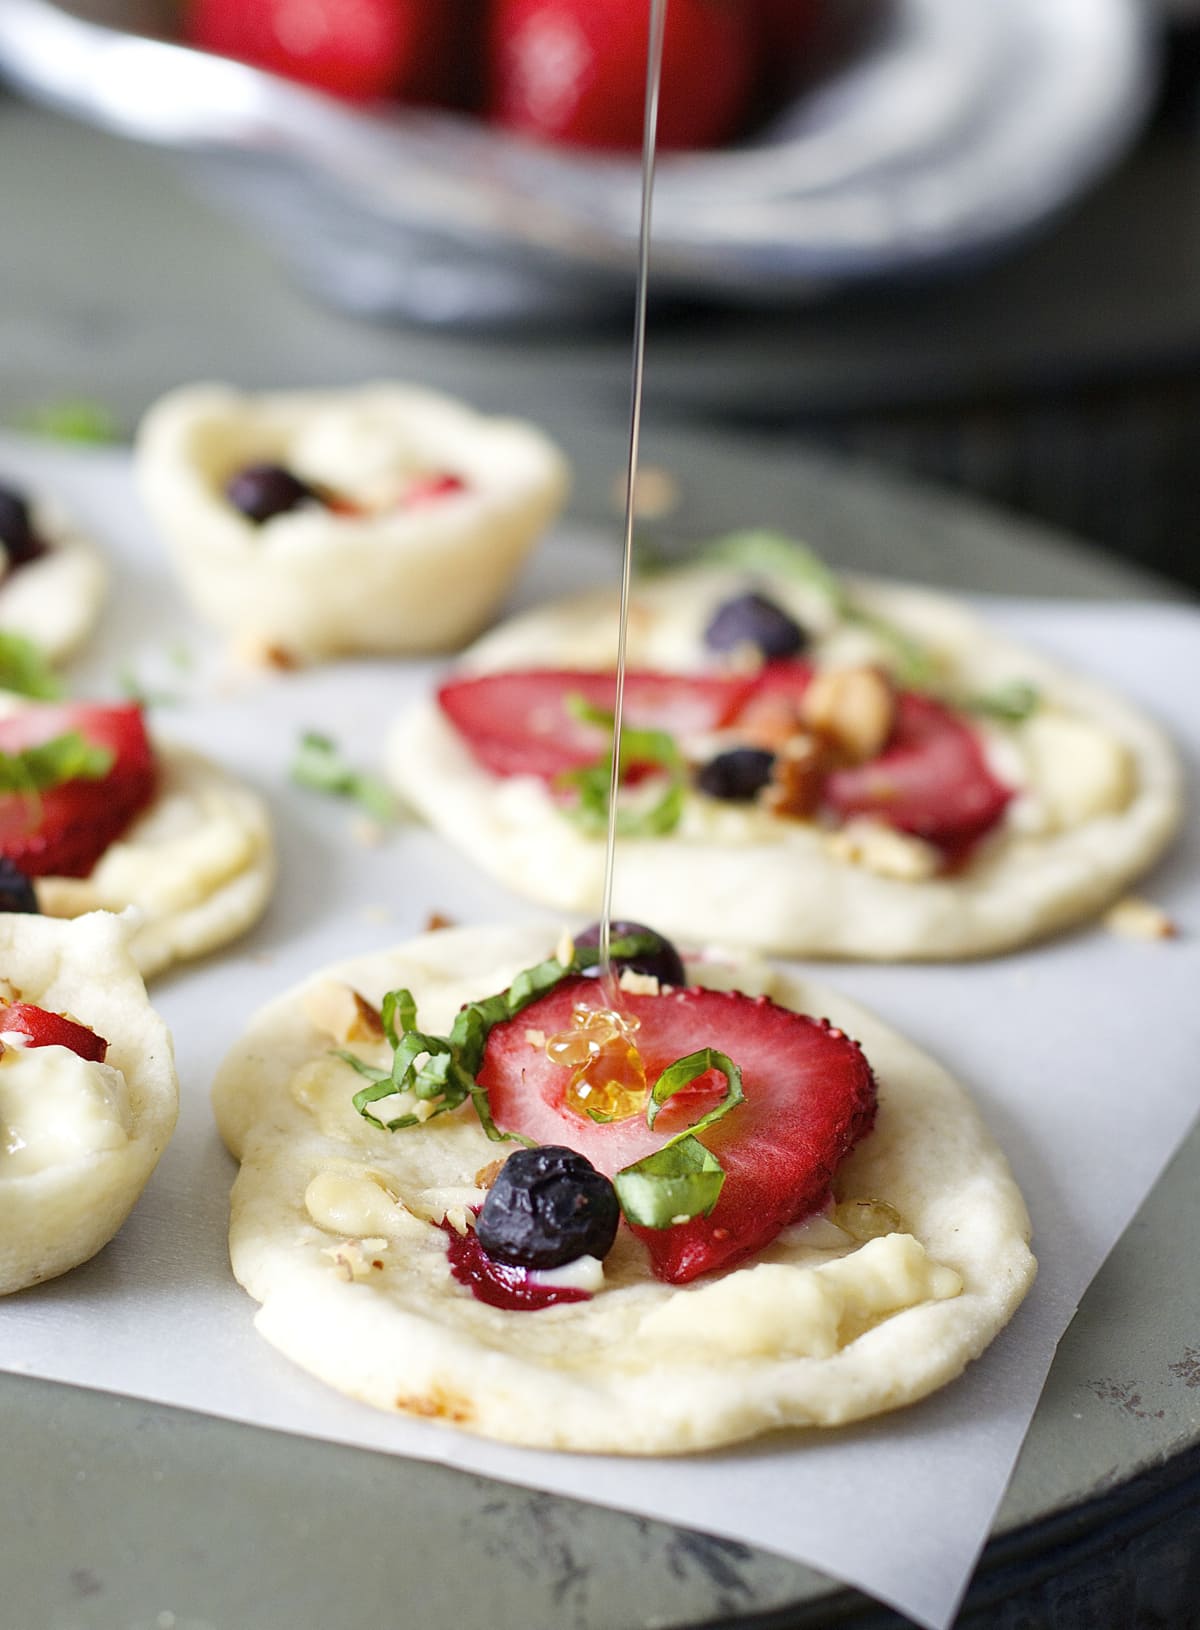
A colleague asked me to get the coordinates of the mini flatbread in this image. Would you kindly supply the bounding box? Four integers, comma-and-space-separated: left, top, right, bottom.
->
387, 566, 1182, 959
34, 745, 275, 979
0, 910, 178, 1295
213, 923, 1035, 1454
135, 383, 570, 661
0, 494, 107, 662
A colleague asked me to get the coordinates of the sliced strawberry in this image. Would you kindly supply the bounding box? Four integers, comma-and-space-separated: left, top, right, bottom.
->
479, 978, 876, 1284
0, 1001, 108, 1063
487, 0, 759, 151
0, 703, 157, 879
824, 693, 1013, 855
186, 0, 463, 104
437, 669, 757, 780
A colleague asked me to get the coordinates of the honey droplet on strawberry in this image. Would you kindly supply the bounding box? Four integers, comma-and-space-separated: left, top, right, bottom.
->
546, 1004, 648, 1123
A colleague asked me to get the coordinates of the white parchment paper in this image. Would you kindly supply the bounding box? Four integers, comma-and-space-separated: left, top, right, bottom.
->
0, 440, 1196, 1630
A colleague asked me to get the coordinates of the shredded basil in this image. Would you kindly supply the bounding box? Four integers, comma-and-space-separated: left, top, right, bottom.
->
612, 1048, 744, 1229
698, 530, 942, 691
557, 696, 686, 838
700, 530, 846, 606
339, 932, 662, 1139
613, 1137, 726, 1230
291, 731, 397, 823
962, 679, 1041, 723
0, 731, 113, 797
14, 398, 122, 445
0, 633, 61, 700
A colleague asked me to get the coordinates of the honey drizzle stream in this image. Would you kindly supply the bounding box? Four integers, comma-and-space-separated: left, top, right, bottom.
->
597, 0, 669, 1005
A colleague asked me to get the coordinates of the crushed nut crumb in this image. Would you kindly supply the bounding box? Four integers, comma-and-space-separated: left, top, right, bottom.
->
555, 929, 575, 967
802, 665, 896, 764
474, 1158, 505, 1189
826, 818, 940, 881
618, 968, 660, 996
424, 911, 456, 932
304, 980, 385, 1044
1104, 896, 1177, 942
525, 1027, 547, 1049
760, 730, 832, 819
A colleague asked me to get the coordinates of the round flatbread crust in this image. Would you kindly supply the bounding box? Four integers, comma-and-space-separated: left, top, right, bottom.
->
386, 570, 1182, 959
213, 923, 1035, 1454
0, 911, 179, 1295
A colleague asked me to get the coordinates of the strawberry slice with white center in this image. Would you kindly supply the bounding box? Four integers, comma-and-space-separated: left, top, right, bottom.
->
437, 669, 757, 780
0, 703, 157, 879
823, 693, 1012, 855
478, 978, 877, 1284
0, 1001, 107, 1063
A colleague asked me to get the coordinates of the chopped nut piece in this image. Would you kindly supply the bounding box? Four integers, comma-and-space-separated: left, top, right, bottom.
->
424, 911, 456, 932
304, 980, 385, 1044
524, 1027, 547, 1049
760, 731, 831, 819
834, 1198, 905, 1242
34, 878, 103, 918
232, 633, 301, 672
444, 1205, 471, 1237
474, 1158, 505, 1189
1104, 896, 1177, 942
826, 818, 940, 882
802, 665, 896, 764
555, 929, 575, 968
618, 968, 661, 996
320, 1239, 388, 1281
608, 464, 681, 521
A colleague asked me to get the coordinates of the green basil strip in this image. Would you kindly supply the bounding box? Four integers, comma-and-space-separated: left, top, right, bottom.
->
339, 932, 659, 1137
697, 530, 944, 693
0, 633, 62, 701
646, 1047, 744, 1140
291, 730, 397, 823
962, 680, 1041, 723
613, 1137, 726, 1230
0, 732, 114, 798
558, 696, 686, 839
698, 530, 846, 608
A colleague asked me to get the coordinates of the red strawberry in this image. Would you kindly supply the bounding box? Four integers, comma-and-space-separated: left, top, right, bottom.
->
824, 692, 1013, 855
186, 0, 463, 104
437, 668, 757, 779
487, 0, 759, 151
479, 978, 876, 1284
0, 1002, 107, 1064
0, 703, 157, 879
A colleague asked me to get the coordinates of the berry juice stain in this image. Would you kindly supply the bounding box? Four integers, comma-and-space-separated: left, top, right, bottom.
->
442, 1222, 593, 1312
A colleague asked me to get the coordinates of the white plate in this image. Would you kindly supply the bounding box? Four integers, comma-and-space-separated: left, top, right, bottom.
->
0, 0, 1156, 322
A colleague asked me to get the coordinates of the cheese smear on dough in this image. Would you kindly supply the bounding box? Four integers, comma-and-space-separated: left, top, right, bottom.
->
0, 1043, 131, 1176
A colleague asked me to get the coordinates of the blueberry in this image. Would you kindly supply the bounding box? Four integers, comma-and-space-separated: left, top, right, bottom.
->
225, 463, 320, 525
576, 920, 687, 987
704, 592, 806, 660
0, 483, 47, 569
0, 857, 39, 915
476, 1146, 620, 1269
696, 747, 775, 802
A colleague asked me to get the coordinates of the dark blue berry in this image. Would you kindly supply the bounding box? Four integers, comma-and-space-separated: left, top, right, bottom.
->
704, 592, 806, 660
696, 747, 775, 801
576, 920, 687, 987
0, 484, 47, 569
225, 463, 320, 525
0, 857, 39, 915
476, 1146, 620, 1269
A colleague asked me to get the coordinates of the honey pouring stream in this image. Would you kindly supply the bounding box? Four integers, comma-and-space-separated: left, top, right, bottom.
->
595, 0, 669, 1003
